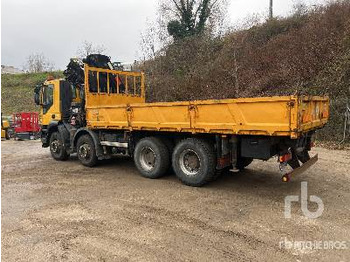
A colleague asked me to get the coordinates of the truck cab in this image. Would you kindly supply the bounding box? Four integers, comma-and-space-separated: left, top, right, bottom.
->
34, 78, 82, 146
35, 79, 80, 125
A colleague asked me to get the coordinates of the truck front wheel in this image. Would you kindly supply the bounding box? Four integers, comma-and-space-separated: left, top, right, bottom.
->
134, 137, 170, 179
77, 135, 98, 167
172, 138, 216, 187
49, 132, 69, 161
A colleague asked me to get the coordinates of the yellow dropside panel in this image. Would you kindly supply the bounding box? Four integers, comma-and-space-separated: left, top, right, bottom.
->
297, 96, 329, 132
193, 100, 292, 134
128, 103, 192, 131
87, 106, 128, 129
87, 96, 298, 136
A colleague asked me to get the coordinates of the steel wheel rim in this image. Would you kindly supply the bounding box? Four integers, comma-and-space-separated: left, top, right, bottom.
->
140, 147, 156, 171
79, 143, 91, 160
51, 139, 59, 153
179, 149, 201, 176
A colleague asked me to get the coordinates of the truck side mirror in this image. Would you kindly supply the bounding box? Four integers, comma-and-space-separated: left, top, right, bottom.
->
34, 85, 42, 105
34, 93, 40, 105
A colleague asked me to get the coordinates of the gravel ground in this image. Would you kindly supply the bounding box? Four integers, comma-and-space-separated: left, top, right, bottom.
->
1, 140, 349, 261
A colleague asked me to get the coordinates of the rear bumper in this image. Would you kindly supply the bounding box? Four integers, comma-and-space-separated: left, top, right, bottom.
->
282, 154, 318, 182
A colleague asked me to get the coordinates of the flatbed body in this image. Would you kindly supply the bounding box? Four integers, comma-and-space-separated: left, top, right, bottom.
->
83, 66, 329, 139
86, 95, 329, 139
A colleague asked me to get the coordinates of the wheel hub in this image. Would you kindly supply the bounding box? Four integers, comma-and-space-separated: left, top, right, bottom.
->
79, 144, 90, 159
140, 147, 156, 171
179, 149, 201, 176
51, 140, 59, 153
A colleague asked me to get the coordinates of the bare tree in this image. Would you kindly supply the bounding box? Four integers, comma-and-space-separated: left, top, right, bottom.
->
76, 40, 107, 58
140, 21, 157, 60
24, 53, 55, 73
293, 0, 308, 16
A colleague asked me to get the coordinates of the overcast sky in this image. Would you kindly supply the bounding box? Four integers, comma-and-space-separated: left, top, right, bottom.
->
1, 0, 327, 70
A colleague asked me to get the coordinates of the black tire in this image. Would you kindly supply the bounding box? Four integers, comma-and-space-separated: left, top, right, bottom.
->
172, 138, 216, 187
5, 130, 10, 140
160, 137, 174, 155
49, 131, 69, 161
236, 157, 253, 170
160, 137, 174, 173
287, 149, 300, 169
76, 134, 98, 167
134, 137, 170, 179
297, 150, 310, 164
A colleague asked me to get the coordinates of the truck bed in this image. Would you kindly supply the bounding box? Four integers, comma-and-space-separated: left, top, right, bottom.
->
86, 95, 329, 139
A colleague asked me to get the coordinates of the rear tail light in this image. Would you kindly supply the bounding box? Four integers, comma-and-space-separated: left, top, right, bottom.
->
279, 153, 292, 163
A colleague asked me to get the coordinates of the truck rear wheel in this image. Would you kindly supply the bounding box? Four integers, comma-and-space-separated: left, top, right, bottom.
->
134, 137, 170, 179
77, 135, 98, 167
172, 138, 216, 187
49, 132, 69, 161
297, 150, 310, 164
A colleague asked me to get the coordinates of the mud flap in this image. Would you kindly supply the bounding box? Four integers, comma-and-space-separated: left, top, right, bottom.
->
282, 154, 318, 182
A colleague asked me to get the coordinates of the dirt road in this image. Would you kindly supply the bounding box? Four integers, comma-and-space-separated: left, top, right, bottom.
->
1, 140, 349, 261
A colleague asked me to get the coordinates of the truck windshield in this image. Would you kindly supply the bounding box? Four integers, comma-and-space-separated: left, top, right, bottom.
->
43, 84, 54, 113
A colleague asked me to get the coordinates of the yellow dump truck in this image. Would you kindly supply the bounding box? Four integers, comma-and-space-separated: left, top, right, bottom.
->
35, 55, 329, 186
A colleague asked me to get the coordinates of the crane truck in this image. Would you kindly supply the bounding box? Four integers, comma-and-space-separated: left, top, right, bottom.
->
34, 55, 329, 186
